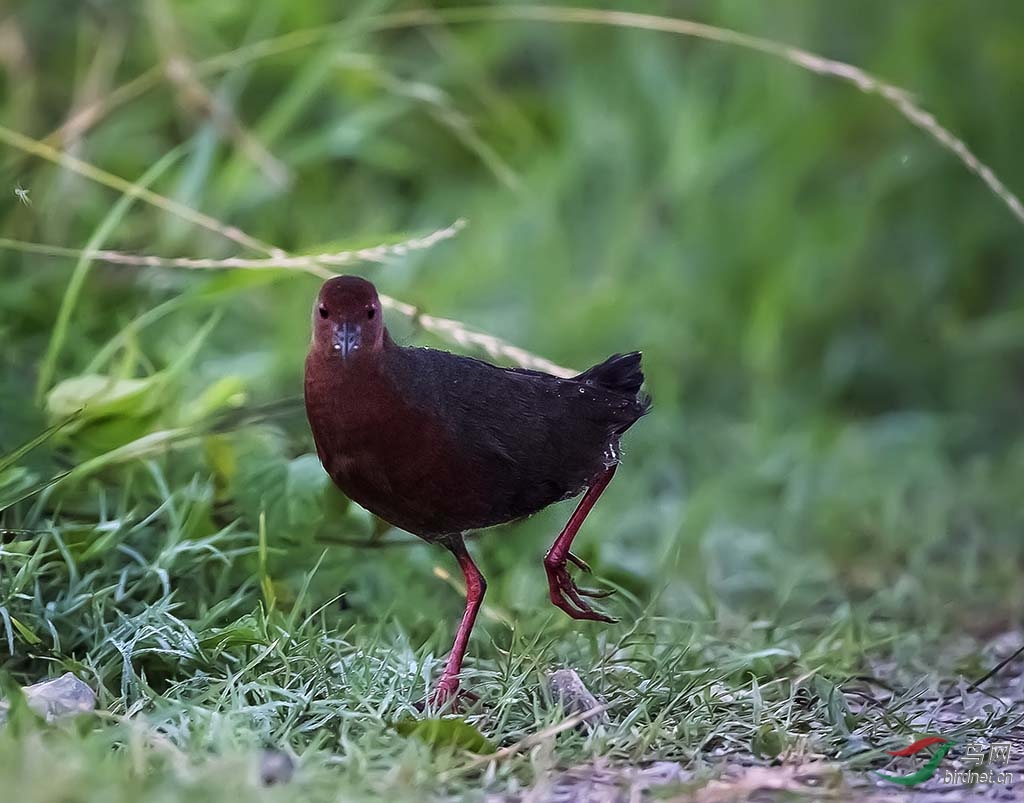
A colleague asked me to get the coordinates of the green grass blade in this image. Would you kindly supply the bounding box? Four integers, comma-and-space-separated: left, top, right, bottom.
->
35, 144, 188, 402
0, 413, 81, 475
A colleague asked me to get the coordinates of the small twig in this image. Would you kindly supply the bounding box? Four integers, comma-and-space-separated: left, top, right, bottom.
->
383, 295, 575, 377
962, 641, 1024, 695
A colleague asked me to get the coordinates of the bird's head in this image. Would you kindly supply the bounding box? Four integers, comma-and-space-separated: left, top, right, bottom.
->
311, 275, 385, 362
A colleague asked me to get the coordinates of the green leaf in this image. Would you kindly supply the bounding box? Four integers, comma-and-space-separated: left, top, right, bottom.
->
68, 413, 161, 456
198, 614, 268, 654
46, 374, 160, 425
8, 616, 41, 646
751, 722, 787, 759
204, 434, 238, 499
47, 314, 220, 426
184, 375, 248, 423
285, 454, 331, 533
322, 481, 351, 520
813, 676, 856, 734
393, 717, 497, 755
232, 432, 289, 529
231, 433, 332, 540
62, 428, 192, 484
45, 315, 221, 455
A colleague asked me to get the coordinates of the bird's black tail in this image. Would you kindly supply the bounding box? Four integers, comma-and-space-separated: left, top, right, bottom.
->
576, 352, 651, 409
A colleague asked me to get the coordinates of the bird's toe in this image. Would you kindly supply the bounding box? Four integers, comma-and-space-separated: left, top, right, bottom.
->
545, 562, 616, 622
566, 551, 593, 573
576, 585, 615, 599
418, 680, 480, 714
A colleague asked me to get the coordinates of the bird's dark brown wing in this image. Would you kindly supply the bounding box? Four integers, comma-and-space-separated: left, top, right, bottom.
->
383, 346, 648, 524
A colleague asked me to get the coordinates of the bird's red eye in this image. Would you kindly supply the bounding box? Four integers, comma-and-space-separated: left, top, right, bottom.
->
367, 307, 376, 320
318, 305, 329, 319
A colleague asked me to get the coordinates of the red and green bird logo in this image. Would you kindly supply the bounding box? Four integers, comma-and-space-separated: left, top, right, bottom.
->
874, 737, 954, 786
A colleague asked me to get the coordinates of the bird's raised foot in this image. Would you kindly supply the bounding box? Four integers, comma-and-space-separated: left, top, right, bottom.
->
544, 557, 617, 622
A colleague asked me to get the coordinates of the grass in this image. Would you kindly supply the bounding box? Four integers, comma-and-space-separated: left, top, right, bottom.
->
2, 1, 1023, 800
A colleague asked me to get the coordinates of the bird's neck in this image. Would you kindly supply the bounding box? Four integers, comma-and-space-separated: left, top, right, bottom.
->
304, 333, 400, 422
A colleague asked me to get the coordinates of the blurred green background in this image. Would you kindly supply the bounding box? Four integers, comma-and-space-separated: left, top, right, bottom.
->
0, 1, 1022, 798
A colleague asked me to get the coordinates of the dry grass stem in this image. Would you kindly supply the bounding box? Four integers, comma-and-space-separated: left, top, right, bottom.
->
442, 703, 612, 780
0, 219, 466, 274
199, 6, 1024, 229
0, 124, 285, 257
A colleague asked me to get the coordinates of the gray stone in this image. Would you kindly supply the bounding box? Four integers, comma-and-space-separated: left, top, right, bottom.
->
545, 668, 608, 724
0, 672, 96, 723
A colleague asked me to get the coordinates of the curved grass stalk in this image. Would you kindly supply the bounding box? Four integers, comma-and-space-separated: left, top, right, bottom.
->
46, 5, 1024, 227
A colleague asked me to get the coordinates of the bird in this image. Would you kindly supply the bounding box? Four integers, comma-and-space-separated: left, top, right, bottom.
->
304, 275, 650, 708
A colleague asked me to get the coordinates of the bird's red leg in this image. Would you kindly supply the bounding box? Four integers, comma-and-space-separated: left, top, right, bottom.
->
544, 464, 618, 622
430, 534, 487, 709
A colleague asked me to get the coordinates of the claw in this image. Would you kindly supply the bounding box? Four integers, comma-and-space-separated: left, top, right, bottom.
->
544, 558, 617, 623
566, 551, 592, 573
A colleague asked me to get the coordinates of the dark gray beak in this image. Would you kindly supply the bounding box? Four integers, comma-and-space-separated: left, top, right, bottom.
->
333, 322, 361, 358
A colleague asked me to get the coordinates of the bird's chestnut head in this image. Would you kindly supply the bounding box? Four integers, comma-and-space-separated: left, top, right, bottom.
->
311, 275, 384, 362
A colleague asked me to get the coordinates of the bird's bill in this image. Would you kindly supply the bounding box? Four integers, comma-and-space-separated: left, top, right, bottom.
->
332, 321, 362, 358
